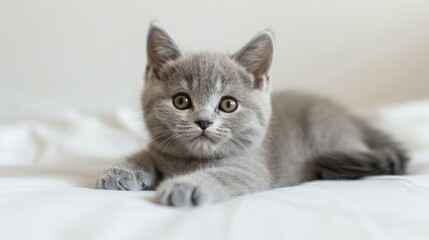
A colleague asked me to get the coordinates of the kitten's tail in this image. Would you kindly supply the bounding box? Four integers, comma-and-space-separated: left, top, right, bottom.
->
312, 149, 408, 180
312, 124, 409, 180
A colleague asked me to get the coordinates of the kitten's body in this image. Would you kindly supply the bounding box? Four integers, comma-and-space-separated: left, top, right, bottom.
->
268, 91, 407, 186
96, 23, 408, 207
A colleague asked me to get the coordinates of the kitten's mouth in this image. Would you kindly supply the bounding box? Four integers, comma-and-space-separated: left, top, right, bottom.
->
194, 132, 216, 143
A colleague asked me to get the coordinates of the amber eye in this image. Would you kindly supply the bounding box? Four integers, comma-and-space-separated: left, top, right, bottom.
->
219, 97, 238, 113
173, 94, 191, 110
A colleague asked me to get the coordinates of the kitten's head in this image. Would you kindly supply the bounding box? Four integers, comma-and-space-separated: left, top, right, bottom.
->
142, 22, 274, 159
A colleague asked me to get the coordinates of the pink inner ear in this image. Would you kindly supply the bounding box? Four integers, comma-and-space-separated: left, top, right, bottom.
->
232, 31, 274, 88
147, 23, 183, 70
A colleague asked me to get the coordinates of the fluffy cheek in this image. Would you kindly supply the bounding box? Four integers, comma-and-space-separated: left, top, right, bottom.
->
227, 108, 266, 147
144, 100, 188, 138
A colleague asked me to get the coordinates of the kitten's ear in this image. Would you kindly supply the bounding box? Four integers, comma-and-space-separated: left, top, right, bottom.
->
232, 31, 274, 88
147, 22, 183, 71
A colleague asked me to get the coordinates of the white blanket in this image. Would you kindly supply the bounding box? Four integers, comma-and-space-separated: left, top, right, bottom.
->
1, 101, 429, 240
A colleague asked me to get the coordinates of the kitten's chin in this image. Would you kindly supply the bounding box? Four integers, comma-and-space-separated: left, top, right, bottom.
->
186, 135, 222, 158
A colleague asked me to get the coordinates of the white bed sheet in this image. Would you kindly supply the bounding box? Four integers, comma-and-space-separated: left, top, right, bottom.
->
1, 101, 429, 240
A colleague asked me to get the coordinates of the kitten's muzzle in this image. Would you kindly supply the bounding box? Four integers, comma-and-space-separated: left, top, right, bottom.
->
194, 120, 213, 130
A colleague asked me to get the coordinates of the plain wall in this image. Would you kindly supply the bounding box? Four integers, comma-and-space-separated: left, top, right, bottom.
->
1, 0, 429, 115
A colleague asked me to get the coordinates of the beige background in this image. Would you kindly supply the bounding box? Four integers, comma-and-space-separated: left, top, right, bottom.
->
1, 0, 429, 116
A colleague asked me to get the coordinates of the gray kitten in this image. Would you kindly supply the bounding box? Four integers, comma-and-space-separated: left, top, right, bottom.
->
95, 22, 408, 207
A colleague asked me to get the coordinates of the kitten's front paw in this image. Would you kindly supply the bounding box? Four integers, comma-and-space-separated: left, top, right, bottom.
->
95, 167, 147, 191
154, 181, 213, 207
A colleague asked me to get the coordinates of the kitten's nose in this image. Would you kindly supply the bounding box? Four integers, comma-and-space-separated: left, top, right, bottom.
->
194, 120, 213, 130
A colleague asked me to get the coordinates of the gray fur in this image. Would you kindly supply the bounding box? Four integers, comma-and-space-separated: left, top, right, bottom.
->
95, 22, 409, 207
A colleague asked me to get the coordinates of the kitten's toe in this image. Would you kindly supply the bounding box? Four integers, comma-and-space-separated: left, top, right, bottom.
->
154, 182, 212, 207
95, 168, 143, 190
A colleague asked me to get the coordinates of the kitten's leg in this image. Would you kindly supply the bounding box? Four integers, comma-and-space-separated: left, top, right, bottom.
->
95, 150, 160, 190
153, 160, 271, 207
